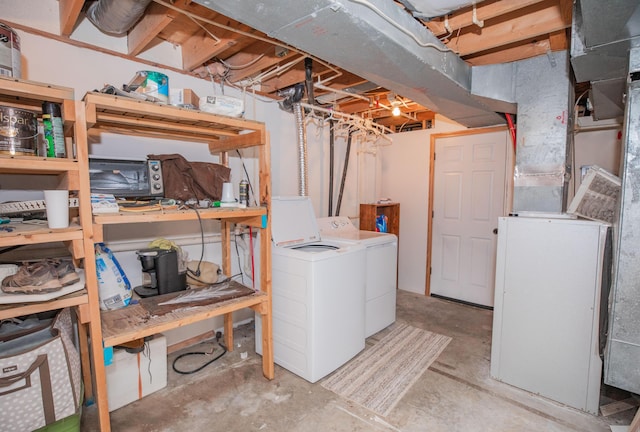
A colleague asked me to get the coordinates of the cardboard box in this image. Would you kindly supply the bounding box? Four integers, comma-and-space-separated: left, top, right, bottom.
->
105, 335, 167, 412
169, 88, 199, 109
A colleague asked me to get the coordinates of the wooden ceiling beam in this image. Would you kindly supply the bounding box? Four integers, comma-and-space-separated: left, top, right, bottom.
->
225, 42, 298, 83
128, 2, 178, 56
425, 0, 547, 37
443, 0, 571, 57
464, 39, 551, 65
339, 99, 375, 113
59, 0, 84, 36
259, 69, 306, 95
548, 29, 568, 50
182, 28, 239, 71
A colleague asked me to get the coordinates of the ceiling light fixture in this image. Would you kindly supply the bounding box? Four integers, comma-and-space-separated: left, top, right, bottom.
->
389, 93, 402, 116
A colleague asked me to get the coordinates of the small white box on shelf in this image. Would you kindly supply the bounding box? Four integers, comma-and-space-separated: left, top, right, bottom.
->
91, 193, 119, 214
106, 334, 167, 412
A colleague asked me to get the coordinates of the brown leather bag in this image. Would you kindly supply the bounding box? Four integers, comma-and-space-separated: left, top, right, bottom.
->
148, 153, 230, 202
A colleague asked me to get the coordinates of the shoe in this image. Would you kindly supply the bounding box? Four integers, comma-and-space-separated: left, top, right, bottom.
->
49, 258, 80, 286
1, 262, 62, 294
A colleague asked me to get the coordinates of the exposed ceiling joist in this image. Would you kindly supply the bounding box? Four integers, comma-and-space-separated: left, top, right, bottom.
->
59, 0, 84, 36
34, 0, 578, 128
466, 38, 551, 65
442, 0, 572, 57
424, 0, 547, 36
128, 1, 177, 56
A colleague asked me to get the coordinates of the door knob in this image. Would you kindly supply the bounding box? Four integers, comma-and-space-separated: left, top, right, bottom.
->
493, 228, 498, 234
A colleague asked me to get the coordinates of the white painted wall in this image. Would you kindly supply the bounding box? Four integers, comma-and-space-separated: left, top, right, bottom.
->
379, 116, 465, 294
570, 118, 623, 201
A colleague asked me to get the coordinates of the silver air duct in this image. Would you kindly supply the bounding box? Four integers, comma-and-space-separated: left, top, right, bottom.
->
293, 103, 308, 197
87, 0, 153, 35
277, 83, 308, 196
194, 0, 510, 127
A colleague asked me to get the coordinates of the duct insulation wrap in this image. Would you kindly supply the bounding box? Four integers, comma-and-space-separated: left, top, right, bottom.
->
87, 0, 153, 35
293, 103, 308, 196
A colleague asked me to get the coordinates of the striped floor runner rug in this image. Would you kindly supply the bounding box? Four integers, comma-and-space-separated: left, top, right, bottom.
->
321, 322, 451, 417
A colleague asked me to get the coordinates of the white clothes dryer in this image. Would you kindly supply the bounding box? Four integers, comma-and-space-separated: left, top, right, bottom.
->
317, 216, 398, 337
255, 196, 366, 383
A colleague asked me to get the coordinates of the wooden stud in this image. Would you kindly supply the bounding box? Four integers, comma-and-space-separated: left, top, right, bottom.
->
425, 0, 546, 36
128, 2, 178, 56
59, 0, 84, 36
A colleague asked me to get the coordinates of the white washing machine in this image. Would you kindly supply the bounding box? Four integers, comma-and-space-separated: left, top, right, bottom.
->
255, 196, 366, 383
317, 216, 397, 337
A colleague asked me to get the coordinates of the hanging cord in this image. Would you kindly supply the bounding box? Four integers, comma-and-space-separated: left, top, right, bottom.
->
144, 340, 153, 384
346, 0, 452, 52
182, 205, 230, 286
236, 149, 258, 206
172, 331, 227, 375
328, 119, 335, 216
335, 129, 354, 216
234, 230, 245, 284
185, 205, 205, 280
249, 226, 255, 288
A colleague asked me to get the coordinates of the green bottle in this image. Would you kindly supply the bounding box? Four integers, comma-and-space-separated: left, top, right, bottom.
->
42, 102, 65, 158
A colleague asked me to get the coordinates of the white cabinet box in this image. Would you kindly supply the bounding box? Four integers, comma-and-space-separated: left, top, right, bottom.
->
106, 335, 167, 412
491, 216, 607, 414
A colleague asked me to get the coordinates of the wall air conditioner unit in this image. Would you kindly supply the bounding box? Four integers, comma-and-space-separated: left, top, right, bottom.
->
199, 95, 244, 118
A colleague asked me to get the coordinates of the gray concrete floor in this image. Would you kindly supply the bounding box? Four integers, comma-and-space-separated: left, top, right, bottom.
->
82, 290, 636, 431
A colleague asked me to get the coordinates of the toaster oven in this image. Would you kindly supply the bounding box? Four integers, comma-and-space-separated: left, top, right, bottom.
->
88, 157, 164, 199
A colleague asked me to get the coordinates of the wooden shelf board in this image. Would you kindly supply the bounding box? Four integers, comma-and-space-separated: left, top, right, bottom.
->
84, 92, 266, 147
93, 206, 267, 226
0, 155, 80, 174
0, 290, 88, 320
0, 222, 83, 247
0, 76, 75, 105
101, 290, 269, 347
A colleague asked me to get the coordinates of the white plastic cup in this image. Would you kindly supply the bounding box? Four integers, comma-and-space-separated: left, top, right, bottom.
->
221, 182, 235, 203
43, 190, 69, 228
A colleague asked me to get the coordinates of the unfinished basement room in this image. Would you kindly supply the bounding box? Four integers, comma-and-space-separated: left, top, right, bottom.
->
0, 1, 639, 431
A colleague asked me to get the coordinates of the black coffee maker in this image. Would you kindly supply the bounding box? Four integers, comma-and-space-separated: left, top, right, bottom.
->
133, 248, 187, 298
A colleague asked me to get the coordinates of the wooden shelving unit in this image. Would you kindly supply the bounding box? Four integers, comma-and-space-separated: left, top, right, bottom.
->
360, 202, 400, 237
0, 76, 104, 424
80, 92, 273, 432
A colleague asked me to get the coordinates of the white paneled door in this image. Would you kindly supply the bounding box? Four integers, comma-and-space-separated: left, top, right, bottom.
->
430, 130, 508, 307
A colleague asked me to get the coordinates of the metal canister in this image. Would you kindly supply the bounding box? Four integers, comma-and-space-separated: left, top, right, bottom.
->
0, 23, 21, 78
239, 179, 249, 206
127, 71, 169, 103
0, 106, 38, 155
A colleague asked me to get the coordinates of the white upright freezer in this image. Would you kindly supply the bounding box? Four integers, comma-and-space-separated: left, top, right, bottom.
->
490, 215, 608, 415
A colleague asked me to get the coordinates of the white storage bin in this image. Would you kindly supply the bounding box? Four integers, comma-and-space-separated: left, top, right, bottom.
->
106, 335, 167, 412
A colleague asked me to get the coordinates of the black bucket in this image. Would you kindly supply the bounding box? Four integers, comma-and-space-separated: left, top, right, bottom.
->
0, 106, 38, 155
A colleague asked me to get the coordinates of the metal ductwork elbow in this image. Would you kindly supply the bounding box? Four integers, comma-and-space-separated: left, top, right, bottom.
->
87, 0, 153, 36
277, 83, 305, 113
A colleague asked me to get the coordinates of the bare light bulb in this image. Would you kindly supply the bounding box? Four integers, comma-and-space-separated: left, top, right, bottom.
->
392, 105, 401, 116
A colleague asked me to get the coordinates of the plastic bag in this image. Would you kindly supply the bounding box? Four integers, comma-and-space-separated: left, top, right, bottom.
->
376, 215, 388, 233
95, 243, 132, 310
